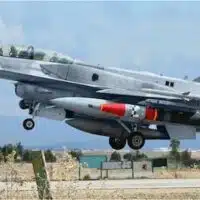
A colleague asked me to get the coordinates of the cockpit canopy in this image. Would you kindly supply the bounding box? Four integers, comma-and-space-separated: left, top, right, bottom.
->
0, 44, 76, 64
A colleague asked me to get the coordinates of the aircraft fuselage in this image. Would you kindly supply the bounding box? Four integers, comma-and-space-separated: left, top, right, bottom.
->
0, 45, 199, 150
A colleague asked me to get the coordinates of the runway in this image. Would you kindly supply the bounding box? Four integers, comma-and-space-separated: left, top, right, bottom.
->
67, 179, 200, 189
1, 179, 200, 190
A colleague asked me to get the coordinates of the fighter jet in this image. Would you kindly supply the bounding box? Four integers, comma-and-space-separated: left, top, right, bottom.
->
0, 44, 200, 150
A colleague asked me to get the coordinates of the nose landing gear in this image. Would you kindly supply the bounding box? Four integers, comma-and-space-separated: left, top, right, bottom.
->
19, 100, 39, 131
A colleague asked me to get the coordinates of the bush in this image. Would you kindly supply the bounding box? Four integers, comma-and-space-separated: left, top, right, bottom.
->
83, 174, 91, 180
0, 152, 4, 162
135, 150, 148, 161
181, 149, 192, 167
22, 150, 32, 162
123, 153, 133, 161
69, 149, 82, 161
110, 151, 121, 162
123, 151, 148, 161
44, 150, 56, 163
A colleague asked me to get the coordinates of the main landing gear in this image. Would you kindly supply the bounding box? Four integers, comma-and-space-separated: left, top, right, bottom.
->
109, 132, 145, 151
109, 121, 146, 150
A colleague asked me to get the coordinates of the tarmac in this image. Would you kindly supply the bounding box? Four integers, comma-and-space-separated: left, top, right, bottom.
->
66, 179, 200, 189
1, 179, 200, 190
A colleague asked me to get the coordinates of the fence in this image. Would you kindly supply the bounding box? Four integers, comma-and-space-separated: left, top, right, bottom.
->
79, 160, 154, 180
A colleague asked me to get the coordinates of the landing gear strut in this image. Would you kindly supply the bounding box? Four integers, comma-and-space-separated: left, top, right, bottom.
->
109, 137, 126, 150
116, 120, 146, 150
23, 118, 35, 130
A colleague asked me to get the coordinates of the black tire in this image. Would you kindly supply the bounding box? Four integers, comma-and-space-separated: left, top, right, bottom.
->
19, 100, 29, 110
127, 132, 145, 150
109, 137, 126, 150
23, 118, 35, 130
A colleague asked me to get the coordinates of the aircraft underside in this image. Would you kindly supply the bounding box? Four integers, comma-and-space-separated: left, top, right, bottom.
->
19, 99, 171, 150
16, 82, 197, 151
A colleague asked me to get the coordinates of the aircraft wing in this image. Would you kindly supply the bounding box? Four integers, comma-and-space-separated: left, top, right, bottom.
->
97, 88, 200, 102
0, 68, 104, 92
96, 88, 182, 101
0, 68, 199, 105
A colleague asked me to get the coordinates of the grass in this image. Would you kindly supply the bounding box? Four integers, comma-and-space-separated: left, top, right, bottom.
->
1, 187, 200, 199
153, 168, 200, 179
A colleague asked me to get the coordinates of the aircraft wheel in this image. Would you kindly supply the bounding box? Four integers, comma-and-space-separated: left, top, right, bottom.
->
109, 137, 126, 150
23, 118, 35, 130
19, 100, 29, 110
127, 132, 145, 150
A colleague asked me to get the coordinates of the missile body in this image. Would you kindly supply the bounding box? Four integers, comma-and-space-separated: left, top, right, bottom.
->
51, 97, 158, 122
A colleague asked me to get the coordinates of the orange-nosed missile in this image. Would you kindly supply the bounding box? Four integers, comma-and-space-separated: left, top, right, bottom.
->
100, 103, 126, 117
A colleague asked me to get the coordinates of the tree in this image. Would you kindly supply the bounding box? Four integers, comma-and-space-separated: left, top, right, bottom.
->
44, 150, 56, 162
69, 149, 82, 161
16, 142, 24, 157
2, 144, 15, 161
170, 139, 180, 155
0, 152, 4, 162
22, 150, 32, 162
110, 151, 121, 162
14, 142, 24, 161
169, 139, 181, 168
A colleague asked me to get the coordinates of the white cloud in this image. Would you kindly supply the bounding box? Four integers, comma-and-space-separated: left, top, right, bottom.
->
0, 17, 24, 45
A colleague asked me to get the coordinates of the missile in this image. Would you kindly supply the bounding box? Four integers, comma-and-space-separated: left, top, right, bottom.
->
100, 103, 158, 121
100, 103, 126, 117
50, 97, 159, 122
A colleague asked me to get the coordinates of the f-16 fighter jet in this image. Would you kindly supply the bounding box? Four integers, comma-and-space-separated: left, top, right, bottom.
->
0, 44, 200, 150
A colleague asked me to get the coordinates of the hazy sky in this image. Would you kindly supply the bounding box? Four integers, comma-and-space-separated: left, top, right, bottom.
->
0, 1, 200, 148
